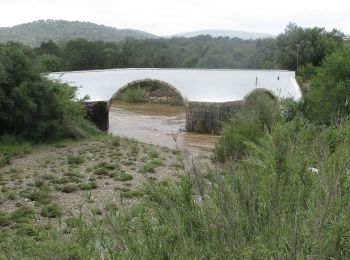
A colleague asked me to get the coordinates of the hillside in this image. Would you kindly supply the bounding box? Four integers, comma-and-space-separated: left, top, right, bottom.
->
0, 20, 159, 47
171, 29, 274, 40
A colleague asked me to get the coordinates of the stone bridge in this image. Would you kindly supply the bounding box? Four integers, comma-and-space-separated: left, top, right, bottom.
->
48, 68, 302, 133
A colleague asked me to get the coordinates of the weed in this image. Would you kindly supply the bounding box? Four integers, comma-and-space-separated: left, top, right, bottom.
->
115, 172, 133, 181
83, 191, 94, 203
66, 217, 82, 228
148, 149, 159, 158
111, 136, 121, 147
141, 162, 156, 173
67, 155, 84, 165
61, 183, 80, 193
41, 203, 62, 218
93, 168, 109, 176
121, 189, 143, 199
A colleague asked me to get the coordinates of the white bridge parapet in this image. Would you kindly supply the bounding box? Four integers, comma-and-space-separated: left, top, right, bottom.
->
48, 68, 302, 102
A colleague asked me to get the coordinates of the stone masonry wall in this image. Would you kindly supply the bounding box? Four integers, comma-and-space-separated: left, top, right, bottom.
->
186, 101, 243, 133
85, 101, 110, 131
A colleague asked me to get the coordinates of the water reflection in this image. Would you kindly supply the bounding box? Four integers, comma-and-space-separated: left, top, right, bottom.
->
108, 102, 218, 158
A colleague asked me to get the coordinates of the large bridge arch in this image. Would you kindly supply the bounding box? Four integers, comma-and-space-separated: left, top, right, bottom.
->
110, 78, 189, 106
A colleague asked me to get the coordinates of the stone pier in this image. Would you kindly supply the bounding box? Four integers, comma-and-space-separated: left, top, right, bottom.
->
85, 101, 110, 131
186, 101, 243, 133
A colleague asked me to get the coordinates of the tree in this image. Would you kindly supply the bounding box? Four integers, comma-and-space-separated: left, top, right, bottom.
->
305, 45, 350, 123
63, 39, 105, 70
36, 54, 62, 72
276, 23, 345, 70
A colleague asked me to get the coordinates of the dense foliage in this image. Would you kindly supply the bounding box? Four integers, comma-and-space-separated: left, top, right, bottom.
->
0, 43, 97, 141
276, 23, 345, 70
305, 45, 350, 123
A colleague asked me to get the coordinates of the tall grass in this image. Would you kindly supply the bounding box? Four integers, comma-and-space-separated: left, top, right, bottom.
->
1, 118, 349, 258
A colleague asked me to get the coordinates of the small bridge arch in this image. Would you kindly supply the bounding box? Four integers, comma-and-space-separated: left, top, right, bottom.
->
243, 88, 277, 102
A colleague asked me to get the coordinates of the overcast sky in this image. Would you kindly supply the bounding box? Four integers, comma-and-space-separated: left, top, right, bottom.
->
1, 0, 349, 36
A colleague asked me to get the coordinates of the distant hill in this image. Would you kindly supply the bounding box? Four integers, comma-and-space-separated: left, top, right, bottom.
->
170, 29, 274, 40
0, 20, 159, 47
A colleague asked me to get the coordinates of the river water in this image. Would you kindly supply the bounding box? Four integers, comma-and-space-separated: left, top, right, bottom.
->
108, 102, 219, 158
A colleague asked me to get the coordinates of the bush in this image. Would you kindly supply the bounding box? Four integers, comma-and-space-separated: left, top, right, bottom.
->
214, 90, 279, 162
305, 45, 350, 123
0, 43, 98, 142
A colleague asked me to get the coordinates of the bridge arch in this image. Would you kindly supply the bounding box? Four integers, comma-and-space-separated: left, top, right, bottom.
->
110, 79, 188, 106
243, 88, 277, 103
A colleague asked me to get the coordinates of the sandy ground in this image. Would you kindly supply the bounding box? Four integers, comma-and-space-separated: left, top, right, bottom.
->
0, 136, 182, 227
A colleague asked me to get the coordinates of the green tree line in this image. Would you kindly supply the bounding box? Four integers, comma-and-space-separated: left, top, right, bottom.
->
29, 23, 347, 73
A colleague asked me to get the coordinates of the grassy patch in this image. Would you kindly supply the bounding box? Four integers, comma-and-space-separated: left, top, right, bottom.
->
26, 188, 51, 205
141, 162, 157, 173
67, 155, 84, 166
121, 189, 143, 199
0, 136, 32, 167
41, 203, 62, 218
115, 172, 133, 181
0, 206, 35, 227
148, 149, 159, 158
60, 183, 80, 193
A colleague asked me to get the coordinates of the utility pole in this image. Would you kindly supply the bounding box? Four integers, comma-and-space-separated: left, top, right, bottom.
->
296, 44, 300, 72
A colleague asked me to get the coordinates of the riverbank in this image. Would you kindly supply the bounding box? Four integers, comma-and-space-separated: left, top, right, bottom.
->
0, 135, 182, 232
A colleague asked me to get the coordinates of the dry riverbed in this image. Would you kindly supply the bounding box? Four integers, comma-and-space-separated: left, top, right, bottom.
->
0, 135, 183, 232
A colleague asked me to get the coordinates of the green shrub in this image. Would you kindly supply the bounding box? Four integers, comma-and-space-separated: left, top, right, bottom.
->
305, 45, 350, 123
0, 43, 99, 142
214, 91, 278, 162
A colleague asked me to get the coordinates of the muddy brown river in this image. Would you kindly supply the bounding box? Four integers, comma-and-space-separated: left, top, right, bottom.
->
109, 102, 219, 158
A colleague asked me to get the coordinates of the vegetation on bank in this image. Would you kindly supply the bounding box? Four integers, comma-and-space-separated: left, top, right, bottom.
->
1, 118, 349, 258
0, 43, 99, 167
